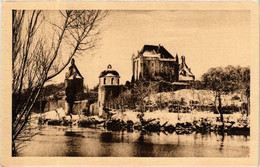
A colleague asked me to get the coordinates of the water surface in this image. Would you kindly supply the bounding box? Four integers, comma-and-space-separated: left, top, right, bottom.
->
20, 126, 250, 157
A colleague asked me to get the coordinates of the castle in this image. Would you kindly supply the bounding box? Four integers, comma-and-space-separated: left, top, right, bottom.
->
132, 45, 195, 83
38, 44, 195, 117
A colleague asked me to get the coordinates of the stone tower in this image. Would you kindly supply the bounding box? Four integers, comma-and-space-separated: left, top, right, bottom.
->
65, 58, 84, 114
98, 64, 120, 117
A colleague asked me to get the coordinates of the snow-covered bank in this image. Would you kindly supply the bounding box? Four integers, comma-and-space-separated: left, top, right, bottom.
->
107, 110, 249, 134
31, 106, 249, 135
110, 109, 248, 126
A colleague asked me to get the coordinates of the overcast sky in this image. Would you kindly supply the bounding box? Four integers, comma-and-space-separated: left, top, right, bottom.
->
48, 10, 250, 89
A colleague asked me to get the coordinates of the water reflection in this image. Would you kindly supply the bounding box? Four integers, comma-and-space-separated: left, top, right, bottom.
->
134, 131, 154, 157
64, 130, 85, 156
20, 126, 250, 157
219, 134, 225, 151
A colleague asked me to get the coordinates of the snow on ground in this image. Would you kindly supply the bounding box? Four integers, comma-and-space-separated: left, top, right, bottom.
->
32, 108, 68, 121
88, 115, 104, 122
110, 109, 249, 127
111, 110, 139, 123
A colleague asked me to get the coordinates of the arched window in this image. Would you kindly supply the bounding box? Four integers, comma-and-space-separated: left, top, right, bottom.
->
111, 78, 114, 84
104, 78, 106, 84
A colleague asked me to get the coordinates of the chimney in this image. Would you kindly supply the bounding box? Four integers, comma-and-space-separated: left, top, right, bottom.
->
158, 44, 161, 52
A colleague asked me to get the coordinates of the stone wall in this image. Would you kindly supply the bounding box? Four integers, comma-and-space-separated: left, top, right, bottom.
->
70, 100, 89, 115
89, 102, 99, 116
41, 98, 65, 113
133, 56, 179, 82
98, 85, 121, 117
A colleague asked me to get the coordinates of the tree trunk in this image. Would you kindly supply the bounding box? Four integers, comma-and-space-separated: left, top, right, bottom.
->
218, 93, 224, 134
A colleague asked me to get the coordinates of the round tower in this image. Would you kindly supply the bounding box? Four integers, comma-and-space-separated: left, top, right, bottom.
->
98, 64, 120, 117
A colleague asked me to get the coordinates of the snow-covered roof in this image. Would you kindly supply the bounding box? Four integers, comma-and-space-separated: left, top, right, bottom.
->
179, 75, 195, 81
159, 58, 176, 62
143, 52, 160, 58
99, 64, 120, 78
179, 56, 195, 80
139, 45, 175, 59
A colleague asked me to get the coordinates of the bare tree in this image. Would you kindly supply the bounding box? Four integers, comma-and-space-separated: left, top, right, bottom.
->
131, 80, 159, 112
12, 10, 107, 155
201, 65, 250, 132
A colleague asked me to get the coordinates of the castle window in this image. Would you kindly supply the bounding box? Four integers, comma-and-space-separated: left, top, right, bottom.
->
111, 78, 114, 84
104, 78, 106, 84
152, 63, 154, 67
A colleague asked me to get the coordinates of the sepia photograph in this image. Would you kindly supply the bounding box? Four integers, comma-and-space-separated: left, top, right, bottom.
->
1, 1, 259, 166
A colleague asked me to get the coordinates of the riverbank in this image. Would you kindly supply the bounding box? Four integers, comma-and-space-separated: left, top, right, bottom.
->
32, 108, 249, 135
105, 109, 249, 135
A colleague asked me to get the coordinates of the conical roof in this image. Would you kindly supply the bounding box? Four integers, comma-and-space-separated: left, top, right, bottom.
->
66, 58, 84, 79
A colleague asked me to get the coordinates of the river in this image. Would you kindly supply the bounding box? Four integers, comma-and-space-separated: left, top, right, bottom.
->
19, 125, 250, 157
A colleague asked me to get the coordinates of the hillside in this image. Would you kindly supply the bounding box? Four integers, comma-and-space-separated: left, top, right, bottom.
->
147, 89, 245, 107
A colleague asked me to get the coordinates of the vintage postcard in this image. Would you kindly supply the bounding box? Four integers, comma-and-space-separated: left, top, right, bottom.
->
1, 1, 259, 166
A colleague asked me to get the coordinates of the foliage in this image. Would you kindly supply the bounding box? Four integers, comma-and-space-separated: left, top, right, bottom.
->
190, 80, 204, 90
201, 65, 250, 125
91, 84, 99, 92
41, 83, 65, 97
202, 65, 250, 95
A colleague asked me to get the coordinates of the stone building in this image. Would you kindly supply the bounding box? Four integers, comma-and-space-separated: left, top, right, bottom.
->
98, 64, 121, 117
179, 56, 195, 82
33, 59, 90, 115
64, 58, 87, 115
132, 44, 195, 83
